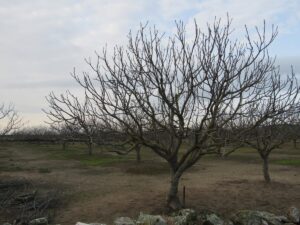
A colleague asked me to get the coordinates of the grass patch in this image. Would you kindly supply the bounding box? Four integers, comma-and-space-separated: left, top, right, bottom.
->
11, 142, 135, 167
273, 159, 300, 166
80, 156, 127, 166
38, 168, 52, 173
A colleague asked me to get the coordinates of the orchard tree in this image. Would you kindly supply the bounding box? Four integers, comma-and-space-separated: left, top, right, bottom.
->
228, 71, 299, 182
44, 91, 101, 155
287, 112, 300, 149
0, 103, 22, 135
72, 18, 293, 209
50, 123, 80, 150
245, 119, 295, 183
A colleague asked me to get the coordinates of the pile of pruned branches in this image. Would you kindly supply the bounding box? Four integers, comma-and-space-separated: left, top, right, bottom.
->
0, 178, 60, 225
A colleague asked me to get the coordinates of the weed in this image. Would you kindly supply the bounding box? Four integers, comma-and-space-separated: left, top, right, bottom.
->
273, 159, 300, 166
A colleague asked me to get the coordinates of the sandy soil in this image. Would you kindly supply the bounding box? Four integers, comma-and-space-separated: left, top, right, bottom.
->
0, 144, 299, 225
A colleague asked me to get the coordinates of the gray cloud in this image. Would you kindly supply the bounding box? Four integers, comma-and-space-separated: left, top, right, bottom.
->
0, 0, 299, 125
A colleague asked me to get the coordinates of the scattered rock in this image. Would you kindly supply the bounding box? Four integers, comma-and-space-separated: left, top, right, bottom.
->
287, 207, 300, 224
137, 213, 167, 225
114, 217, 135, 225
274, 216, 289, 223
172, 209, 198, 225
231, 210, 286, 225
76, 223, 107, 225
24, 207, 300, 225
198, 213, 225, 225
29, 217, 48, 225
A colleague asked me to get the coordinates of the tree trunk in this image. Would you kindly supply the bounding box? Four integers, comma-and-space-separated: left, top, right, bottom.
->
62, 140, 68, 150
135, 145, 141, 163
262, 156, 271, 183
87, 137, 93, 156
293, 139, 297, 149
166, 171, 183, 210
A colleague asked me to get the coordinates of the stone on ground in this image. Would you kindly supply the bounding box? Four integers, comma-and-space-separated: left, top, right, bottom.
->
231, 210, 287, 225
287, 207, 300, 224
136, 213, 167, 225
171, 209, 198, 225
29, 217, 48, 225
114, 217, 135, 225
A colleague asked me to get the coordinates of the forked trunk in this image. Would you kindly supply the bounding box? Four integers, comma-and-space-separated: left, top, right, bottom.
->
262, 156, 271, 183
167, 171, 183, 210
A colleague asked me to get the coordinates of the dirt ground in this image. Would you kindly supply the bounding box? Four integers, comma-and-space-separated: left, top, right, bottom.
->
0, 143, 299, 225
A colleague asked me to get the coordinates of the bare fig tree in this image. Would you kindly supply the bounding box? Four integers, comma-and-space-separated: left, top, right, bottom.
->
44, 91, 101, 155
0, 103, 22, 135
227, 71, 299, 183
72, 18, 289, 209
246, 120, 293, 183
286, 112, 300, 149
50, 122, 80, 150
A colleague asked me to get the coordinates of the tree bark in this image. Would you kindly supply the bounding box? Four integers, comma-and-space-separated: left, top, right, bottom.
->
262, 156, 271, 183
293, 139, 297, 149
87, 137, 93, 156
166, 170, 183, 210
135, 145, 141, 163
62, 140, 68, 150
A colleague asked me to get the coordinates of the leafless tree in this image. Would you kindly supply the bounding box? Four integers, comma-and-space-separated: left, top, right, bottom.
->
245, 121, 292, 183
50, 122, 80, 150
0, 103, 22, 135
222, 70, 299, 183
239, 113, 298, 183
286, 111, 300, 149
44, 91, 101, 155
71, 18, 293, 209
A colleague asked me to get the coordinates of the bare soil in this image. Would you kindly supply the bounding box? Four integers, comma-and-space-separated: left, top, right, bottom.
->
0, 143, 299, 225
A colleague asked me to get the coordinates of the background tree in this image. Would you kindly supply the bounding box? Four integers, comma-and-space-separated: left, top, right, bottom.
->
72, 18, 292, 209
287, 112, 300, 149
44, 91, 101, 155
0, 103, 22, 135
49, 123, 78, 150
223, 71, 299, 183
245, 120, 292, 183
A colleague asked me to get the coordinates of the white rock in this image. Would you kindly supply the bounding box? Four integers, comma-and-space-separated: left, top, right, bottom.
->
29, 217, 48, 225
136, 213, 166, 225
287, 207, 300, 224
114, 217, 135, 225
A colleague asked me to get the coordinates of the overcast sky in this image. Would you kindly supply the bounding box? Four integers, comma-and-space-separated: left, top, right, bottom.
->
0, 0, 300, 126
